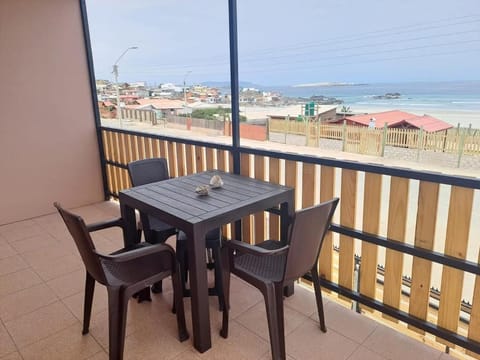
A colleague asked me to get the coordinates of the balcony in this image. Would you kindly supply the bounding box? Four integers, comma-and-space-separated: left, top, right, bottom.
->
2, 0, 479, 359
0, 201, 455, 359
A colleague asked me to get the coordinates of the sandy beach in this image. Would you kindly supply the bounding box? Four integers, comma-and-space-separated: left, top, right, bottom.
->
240, 104, 480, 128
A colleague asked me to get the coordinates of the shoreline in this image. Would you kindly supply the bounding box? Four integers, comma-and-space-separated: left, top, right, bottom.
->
239, 103, 480, 127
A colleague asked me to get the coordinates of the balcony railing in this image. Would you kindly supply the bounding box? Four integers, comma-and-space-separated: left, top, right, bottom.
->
101, 126, 480, 357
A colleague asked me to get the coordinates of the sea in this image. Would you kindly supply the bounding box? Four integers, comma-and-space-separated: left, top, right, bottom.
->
266, 80, 480, 126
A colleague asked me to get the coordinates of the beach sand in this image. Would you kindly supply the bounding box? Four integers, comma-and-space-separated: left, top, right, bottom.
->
241, 104, 480, 128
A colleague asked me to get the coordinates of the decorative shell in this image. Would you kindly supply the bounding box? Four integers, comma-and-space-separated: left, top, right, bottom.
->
209, 175, 224, 189
195, 185, 210, 196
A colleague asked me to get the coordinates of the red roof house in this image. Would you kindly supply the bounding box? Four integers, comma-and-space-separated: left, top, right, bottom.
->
335, 110, 453, 132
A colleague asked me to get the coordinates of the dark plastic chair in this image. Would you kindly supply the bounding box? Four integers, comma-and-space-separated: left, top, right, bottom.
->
54, 203, 189, 360
127, 158, 224, 309
127, 158, 179, 294
220, 198, 339, 360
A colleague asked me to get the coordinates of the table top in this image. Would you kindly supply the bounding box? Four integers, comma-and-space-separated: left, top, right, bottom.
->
119, 170, 293, 229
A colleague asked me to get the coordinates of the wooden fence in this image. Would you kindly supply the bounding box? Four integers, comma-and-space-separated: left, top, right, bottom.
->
269, 119, 480, 159
121, 108, 157, 124
101, 126, 480, 357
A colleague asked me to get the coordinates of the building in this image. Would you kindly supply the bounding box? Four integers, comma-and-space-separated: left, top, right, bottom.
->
335, 110, 453, 132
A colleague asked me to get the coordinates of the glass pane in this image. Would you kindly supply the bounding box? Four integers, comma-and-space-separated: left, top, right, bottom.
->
86, 1, 231, 147
236, 0, 480, 172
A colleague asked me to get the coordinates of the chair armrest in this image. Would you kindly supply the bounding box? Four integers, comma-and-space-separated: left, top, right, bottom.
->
223, 239, 289, 257
87, 217, 124, 233
96, 243, 174, 263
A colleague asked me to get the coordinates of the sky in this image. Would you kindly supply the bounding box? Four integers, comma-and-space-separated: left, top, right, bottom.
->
86, 0, 480, 87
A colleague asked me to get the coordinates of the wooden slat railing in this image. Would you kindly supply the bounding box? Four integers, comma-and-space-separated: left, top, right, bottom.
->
101, 126, 480, 357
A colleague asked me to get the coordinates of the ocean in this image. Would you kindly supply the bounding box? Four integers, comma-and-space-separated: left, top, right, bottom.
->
261, 80, 480, 127
267, 80, 480, 119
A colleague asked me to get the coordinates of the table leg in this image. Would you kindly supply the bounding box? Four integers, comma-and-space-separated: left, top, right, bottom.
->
119, 201, 138, 248
281, 197, 295, 297
186, 226, 211, 352
279, 199, 294, 245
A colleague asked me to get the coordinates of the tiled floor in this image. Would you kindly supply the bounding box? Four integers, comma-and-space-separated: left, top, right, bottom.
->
0, 201, 455, 359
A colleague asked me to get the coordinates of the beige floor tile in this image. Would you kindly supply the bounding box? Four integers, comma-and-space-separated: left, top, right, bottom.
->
363, 325, 443, 360
0, 322, 17, 358
126, 295, 181, 334
31, 253, 83, 281
63, 285, 108, 321
171, 349, 204, 360
0, 268, 43, 298
19, 323, 101, 360
4, 301, 78, 347
86, 295, 179, 351
0, 351, 23, 360
122, 324, 189, 360
348, 346, 386, 360
283, 282, 329, 317
0, 283, 58, 322
90, 232, 124, 254
86, 351, 108, 360
258, 350, 296, 360
235, 300, 309, 341
20, 244, 75, 268
311, 300, 377, 344
35, 216, 71, 241
0, 255, 29, 277
0, 243, 16, 260
286, 318, 359, 360
9, 233, 60, 254
195, 320, 270, 360
225, 276, 263, 319
92, 200, 121, 216
46, 268, 85, 299
0, 220, 44, 242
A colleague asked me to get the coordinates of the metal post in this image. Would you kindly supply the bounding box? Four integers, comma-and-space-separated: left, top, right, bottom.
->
381, 123, 388, 157
285, 115, 289, 144
183, 70, 192, 107
228, 0, 240, 174
113, 65, 122, 128
342, 119, 347, 151
79, 0, 109, 200
457, 128, 466, 168
112, 46, 138, 129
416, 126, 424, 162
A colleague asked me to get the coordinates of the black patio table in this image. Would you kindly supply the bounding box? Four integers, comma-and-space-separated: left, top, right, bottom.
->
118, 170, 294, 353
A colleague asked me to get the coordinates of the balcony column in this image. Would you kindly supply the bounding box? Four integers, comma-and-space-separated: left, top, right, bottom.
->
228, 0, 240, 174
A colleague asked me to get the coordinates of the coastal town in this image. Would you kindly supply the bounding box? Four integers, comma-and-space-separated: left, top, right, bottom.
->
96, 79, 480, 172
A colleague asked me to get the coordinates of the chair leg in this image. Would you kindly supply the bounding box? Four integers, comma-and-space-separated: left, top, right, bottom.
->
311, 266, 327, 332
107, 287, 128, 360
82, 272, 95, 335
172, 264, 189, 342
151, 280, 163, 294
263, 283, 286, 360
212, 246, 224, 311
220, 246, 231, 338
177, 245, 189, 295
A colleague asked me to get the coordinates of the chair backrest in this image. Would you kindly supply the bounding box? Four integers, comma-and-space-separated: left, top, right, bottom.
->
284, 198, 339, 282
54, 203, 107, 284
127, 158, 169, 187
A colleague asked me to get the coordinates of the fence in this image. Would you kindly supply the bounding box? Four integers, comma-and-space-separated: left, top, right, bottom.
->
121, 108, 157, 124
269, 119, 480, 164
